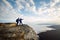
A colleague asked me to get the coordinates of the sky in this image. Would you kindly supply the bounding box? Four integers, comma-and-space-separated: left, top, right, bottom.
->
0, 0, 60, 25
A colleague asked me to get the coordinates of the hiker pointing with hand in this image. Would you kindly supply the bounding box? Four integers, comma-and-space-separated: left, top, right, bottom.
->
16, 18, 23, 25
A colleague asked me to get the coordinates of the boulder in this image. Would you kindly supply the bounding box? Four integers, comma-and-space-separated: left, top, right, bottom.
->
0, 23, 38, 40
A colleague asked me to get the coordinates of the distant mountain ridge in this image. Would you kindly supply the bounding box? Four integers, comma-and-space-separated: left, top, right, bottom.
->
48, 25, 60, 29
38, 25, 60, 40
38, 29, 60, 40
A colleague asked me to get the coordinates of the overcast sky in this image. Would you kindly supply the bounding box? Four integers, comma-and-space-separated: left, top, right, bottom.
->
0, 0, 60, 25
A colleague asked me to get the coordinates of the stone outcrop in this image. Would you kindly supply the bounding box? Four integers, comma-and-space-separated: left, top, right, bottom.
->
0, 23, 38, 40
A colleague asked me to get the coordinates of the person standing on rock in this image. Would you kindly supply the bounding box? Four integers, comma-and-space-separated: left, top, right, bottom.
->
16, 18, 23, 25
19, 18, 23, 25
16, 18, 20, 25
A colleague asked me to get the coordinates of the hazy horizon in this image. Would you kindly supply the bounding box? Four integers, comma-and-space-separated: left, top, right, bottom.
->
0, 0, 60, 33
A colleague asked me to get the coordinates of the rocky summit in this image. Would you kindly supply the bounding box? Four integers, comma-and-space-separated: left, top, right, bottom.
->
0, 23, 38, 40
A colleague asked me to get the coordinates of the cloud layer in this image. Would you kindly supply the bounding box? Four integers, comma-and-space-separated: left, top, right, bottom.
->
0, 0, 60, 24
